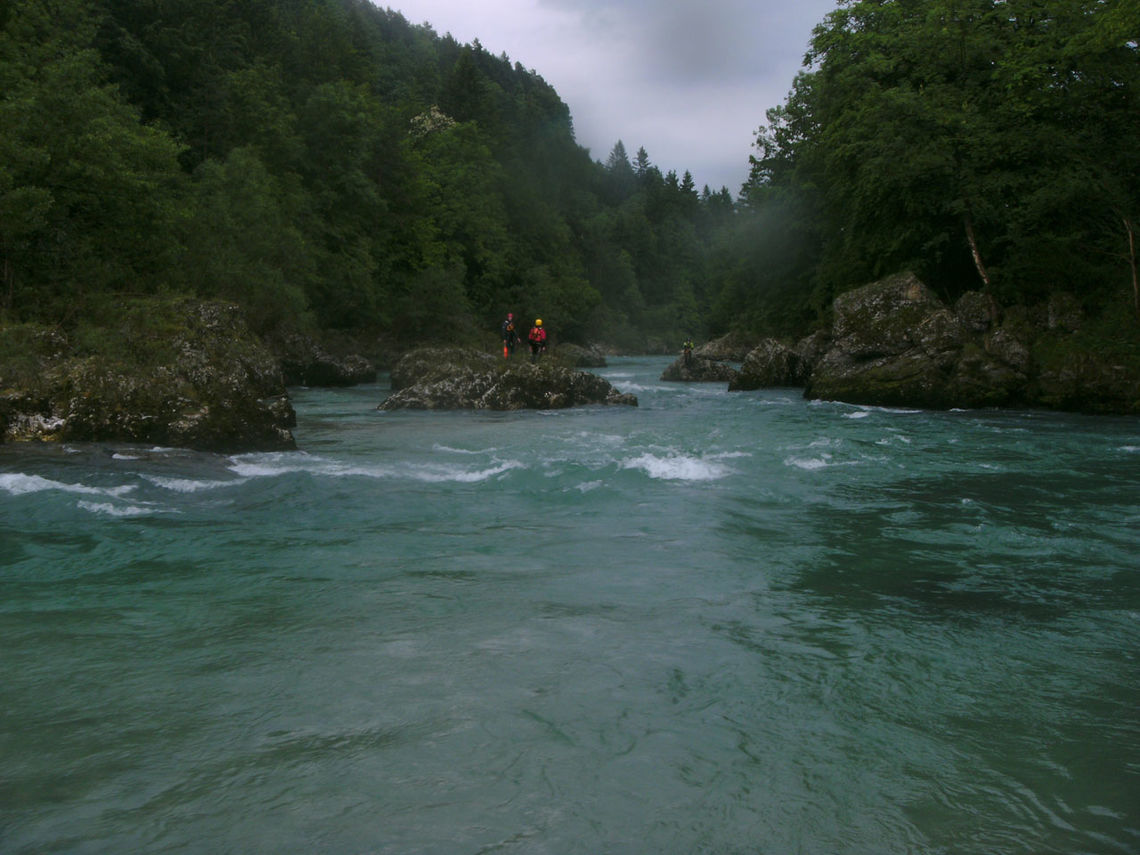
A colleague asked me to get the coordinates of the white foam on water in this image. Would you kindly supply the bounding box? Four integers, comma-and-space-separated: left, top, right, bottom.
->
845, 410, 871, 419
76, 500, 165, 517
227, 452, 326, 478
0, 473, 136, 498
399, 460, 524, 483
839, 403, 923, 415
806, 437, 841, 449
785, 456, 831, 471
228, 452, 523, 484
783, 453, 861, 471
1120, 446, 1139, 453
707, 451, 752, 460
876, 435, 913, 446
143, 475, 248, 493
617, 382, 669, 393
576, 480, 603, 493
621, 453, 729, 481
432, 444, 496, 456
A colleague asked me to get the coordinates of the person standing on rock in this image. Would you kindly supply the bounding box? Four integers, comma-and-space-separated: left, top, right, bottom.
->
528, 319, 547, 362
682, 337, 694, 367
501, 313, 519, 359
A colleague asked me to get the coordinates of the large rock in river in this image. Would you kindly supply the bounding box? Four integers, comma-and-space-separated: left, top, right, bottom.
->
269, 330, 376, 387
380, 347, 637, 410
660, 356, 739, 382
694, 332, 756, 362
0, 299, 296, 451
804, 272, 1140, 413
805, 273, 1025, 408
728, 338, 808, 390
553, 343, 608, 368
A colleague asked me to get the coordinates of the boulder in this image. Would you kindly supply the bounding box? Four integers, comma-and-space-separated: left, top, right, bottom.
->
388, 347, 499, 391
1046, 292, 1083, 333
794, 330, 832, 374
554, 343, 608, 368
804, 273, 1139, 413
380, 348, 637, 410
693, 332, 756, 362
269, 330, 377, 386
1031, 351, 1140, 414
954, 290, 998, 333
831, 271, 948, 358
660, 356, 740, 382
0, 300, 296, 451
729, 339, 807, 390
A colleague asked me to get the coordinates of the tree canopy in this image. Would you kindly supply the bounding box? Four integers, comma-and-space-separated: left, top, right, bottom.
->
0, 0, 732, 349
736, 0, 1140, 327
2, 0, 1135, 352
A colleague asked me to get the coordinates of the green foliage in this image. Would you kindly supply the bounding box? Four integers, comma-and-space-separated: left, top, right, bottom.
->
7, 0, 1133, 354
181, 147, 313, 334
2, 0, 740, 350
736, 0, 1140, 332
1, 0, 186, 318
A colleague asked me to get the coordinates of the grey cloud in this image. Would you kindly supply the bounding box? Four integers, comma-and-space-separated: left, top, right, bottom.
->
537, 0, 829, 84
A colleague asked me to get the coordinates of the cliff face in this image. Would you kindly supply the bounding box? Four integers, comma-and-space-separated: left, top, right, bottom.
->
0, 300, 296, 451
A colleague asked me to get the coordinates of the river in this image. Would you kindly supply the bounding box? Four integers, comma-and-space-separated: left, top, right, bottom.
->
2, 356, 1137, 853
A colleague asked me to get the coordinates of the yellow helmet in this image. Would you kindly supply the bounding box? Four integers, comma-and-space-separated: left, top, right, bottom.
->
535, 319, 543, 326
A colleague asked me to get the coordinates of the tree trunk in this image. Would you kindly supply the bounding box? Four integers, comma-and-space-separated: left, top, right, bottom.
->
964, 210, 991, 290
2, 255, 11, 315
1125, 216, 1139, 322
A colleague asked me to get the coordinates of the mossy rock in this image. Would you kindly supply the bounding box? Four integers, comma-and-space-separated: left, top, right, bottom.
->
380, 347, 636, 410
0, 298, 295, 451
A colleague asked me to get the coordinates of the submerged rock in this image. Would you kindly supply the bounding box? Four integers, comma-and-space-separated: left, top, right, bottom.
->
0, 300, 296, 451
380, 347, 637, 410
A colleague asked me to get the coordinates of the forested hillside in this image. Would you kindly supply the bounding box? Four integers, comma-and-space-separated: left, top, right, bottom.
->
0, 0, 735, 351
1, 0, 1137, 356
733, 0, 1139, 333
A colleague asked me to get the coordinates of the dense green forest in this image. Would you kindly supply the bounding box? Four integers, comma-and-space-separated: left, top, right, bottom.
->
1, 0, 1137, 354
735, 0, 1140, 330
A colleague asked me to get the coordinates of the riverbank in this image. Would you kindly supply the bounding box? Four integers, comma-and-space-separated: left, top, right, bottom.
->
3, 277, 1137, 452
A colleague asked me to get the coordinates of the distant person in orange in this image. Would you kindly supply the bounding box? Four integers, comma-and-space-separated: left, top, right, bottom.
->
528, 318, 547, 362
501, 313, 519, 359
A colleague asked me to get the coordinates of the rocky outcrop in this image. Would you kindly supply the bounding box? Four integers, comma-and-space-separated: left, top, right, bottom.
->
554, 343, 608, 368
269, 330, 377, 386
0, 300, 296, 451
388, 347, 500, 391
728, 339, 808, 390
661, 356, 740, 382
380, 347, 637, 410
693, 331, 756, 362
803, 272, 1140, 413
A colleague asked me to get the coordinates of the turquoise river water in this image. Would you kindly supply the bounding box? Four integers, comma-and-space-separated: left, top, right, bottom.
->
1, 356, 1138, 854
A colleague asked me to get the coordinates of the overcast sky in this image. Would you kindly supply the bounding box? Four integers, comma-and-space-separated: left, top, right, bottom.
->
379, 0, 838, 195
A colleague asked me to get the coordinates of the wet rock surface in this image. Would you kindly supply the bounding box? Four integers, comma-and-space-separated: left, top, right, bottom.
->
380, 347, 637, 410
0, 300, 296, 451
